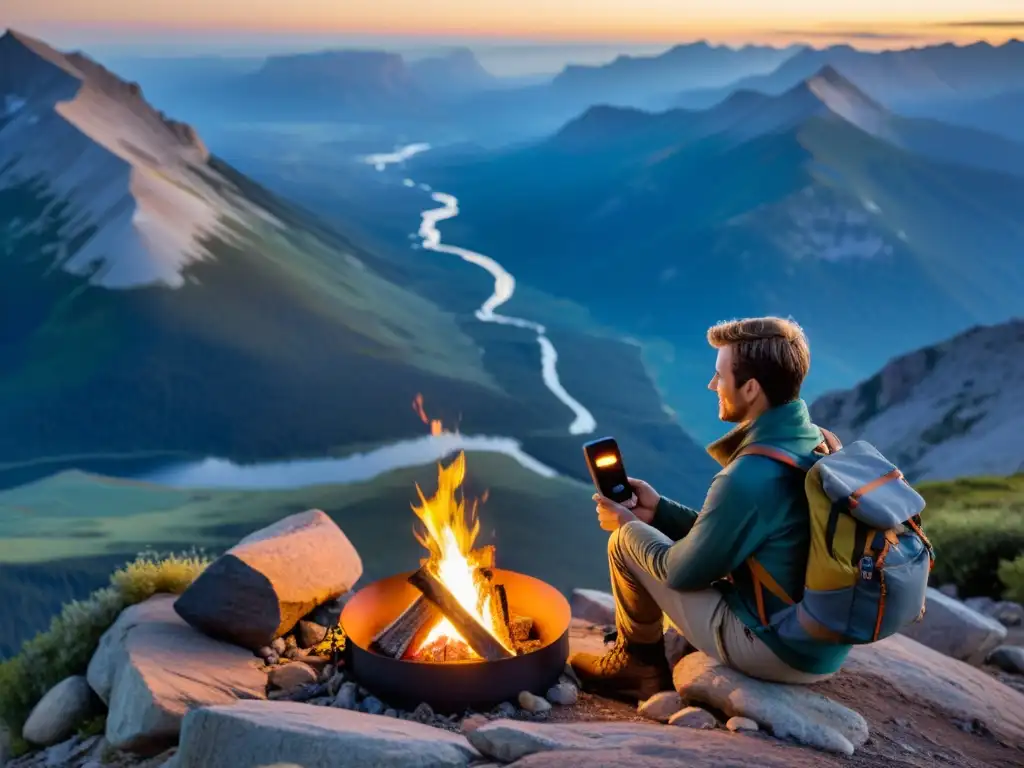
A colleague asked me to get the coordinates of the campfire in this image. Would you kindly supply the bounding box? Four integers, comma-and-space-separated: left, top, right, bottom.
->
338, 395, 571, 713
370, 398, 541, 663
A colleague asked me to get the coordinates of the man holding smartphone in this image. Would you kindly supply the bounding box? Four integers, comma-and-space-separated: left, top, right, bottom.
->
569, 316, 852, 701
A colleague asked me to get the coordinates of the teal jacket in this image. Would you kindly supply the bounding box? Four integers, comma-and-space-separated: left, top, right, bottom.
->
652, 398, 851, 675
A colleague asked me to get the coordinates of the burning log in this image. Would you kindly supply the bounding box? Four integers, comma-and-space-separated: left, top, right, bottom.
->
509, 614, 534, 643
408, 567, 514, 661
488, 583, 513, 650
371, 595, 441, 659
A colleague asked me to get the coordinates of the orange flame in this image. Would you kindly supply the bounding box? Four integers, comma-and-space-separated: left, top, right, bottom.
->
412, 393, 444, 436
409, 395, 510, 657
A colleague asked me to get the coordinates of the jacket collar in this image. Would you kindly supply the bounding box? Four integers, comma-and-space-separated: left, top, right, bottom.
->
706, 399, 817, 467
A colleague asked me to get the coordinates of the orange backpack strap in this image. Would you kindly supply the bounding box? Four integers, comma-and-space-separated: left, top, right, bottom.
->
747, 555, 795, 626
819, 428, 843, 455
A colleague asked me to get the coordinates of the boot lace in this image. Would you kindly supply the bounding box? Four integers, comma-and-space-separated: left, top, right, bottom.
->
596, 635, 631, 673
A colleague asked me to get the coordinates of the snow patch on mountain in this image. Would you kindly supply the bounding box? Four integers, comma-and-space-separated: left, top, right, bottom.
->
0, 29, 283, 289
811, 319, 1024, 481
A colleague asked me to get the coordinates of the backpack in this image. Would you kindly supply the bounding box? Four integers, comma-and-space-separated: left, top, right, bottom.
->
736, 428, 935, 645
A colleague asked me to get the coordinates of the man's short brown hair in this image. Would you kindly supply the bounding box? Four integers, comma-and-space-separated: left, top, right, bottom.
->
707, 316, 810, 407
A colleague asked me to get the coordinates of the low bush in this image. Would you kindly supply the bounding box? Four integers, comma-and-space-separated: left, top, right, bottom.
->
0, 550, 208, 754
917, 473, 1024, 598
998, 554, 1024, 603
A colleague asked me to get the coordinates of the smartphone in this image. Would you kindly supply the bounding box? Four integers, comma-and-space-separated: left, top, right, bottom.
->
582, 437, 634, 504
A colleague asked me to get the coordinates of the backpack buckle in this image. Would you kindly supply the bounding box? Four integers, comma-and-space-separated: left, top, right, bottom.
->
859, 556, 874, 581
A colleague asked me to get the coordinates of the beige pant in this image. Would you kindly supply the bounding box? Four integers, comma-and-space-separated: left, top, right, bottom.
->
608, 520, 833, 685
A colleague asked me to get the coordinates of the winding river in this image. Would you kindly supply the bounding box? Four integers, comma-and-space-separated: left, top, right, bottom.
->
138, 144, 595, 490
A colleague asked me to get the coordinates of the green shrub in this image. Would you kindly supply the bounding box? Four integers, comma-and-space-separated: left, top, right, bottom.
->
998, 554, 1024, 603
0, 550, 209, 753
917, 473, 1024, 598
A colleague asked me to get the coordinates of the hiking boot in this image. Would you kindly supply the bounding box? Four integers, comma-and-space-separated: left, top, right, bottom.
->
568, 632, 672, 702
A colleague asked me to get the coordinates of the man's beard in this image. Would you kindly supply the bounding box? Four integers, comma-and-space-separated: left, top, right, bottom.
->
719, 397, 744, 423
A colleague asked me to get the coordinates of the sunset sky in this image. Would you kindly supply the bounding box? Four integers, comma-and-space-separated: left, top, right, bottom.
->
8, 0, 1024, 44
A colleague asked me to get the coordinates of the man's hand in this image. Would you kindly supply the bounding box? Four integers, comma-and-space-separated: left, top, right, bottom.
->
594, 493, 639, 531
626, 477, 660, 524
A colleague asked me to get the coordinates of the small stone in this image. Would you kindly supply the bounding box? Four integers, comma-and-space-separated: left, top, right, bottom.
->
283, 647, 303, 660
289, 683, 328, 703
545, 683, 578, 706
327, 671, 346, 697
462, 714, 489, 734
296, 620, 329, 649
991, 602, 1024, 628
384, 708, 398, 718
320, 664, 335, 683
256, 646, 274, 659
22, 675, 96, 746
271, 638, 287, 655
412, 702, 434, 723
988, 645, 1024, 674
560, 664, 581, 688
333, 681, 357, 710
284, 635, 298, 651
495, 702, 517, 718
361, 696, 385, 715
268, 662, 318, 692
517, 691, 552, 714
638, 691, 684, 723
263, 652, 280, 666
357, 686, 371, 698
669, 706, 717, 729
726, 716, 759, 732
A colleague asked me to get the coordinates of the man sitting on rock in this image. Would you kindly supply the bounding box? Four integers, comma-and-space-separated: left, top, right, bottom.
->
569, 316, 852, 701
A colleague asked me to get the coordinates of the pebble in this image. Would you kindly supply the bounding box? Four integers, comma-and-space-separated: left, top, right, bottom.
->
726, 716, 759, 732
264, 652, 280, 666
320, 664, 335, 683
495, 701, 517, 718
268, 662, 318, 692
988, 646, 1024, 674
412, 702, 435, 723
638, 691, 684, 723
384, 708, 399, 718
327, 671, 347, 697
668, 706, 717, 729
361, 696, 385, 715
545, 682, 578, 706
271, 637, 287, 655
256, 646, 274, 659
283, 647, 303, 660
461, 714, 489, 734
334, 681, 358, 710
518, 691, 552, 714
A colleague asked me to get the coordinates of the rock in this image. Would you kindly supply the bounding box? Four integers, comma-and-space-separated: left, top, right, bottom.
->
466, 720, 822, 766
282, 647, 303, 660
841, 633, 1024, 746
295, 620, 328, 649
334, 682, 358, 710
568, 590, 615, 626
263, 652, 279, 666
637, 691, 684, 723
988, 645, 1024, 674
327, 671, 347, 697
173, 510, 363, 650
270, 638, 287, 655
22, 676, 95, 746
518, 691, 552, 714
384, 708, 398, 718
361, 696, 384, 715
320, 664, 335, 683
256, 646, 273, 659
461, 715, 489, 734
494, 702, 517, 719
411, 703, 435, 723
172, 700, 479, 767
965, 596, 995, 614
673, 653, 868, 756
86, 595, 267, 754
900, 588, 1007, 664
726, 717, 759, 732
938, 583, 959, 599
663, 622, 692, 667
545, 683, 577, 707
267, 662, 317, 692
668, 706, 716, 729
989, 601, 1024, 627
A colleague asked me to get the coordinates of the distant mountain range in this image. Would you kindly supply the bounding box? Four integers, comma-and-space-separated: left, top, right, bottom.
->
810, 319, 1024, 481
413, 66, 1024, 439
0, 29, 717, 500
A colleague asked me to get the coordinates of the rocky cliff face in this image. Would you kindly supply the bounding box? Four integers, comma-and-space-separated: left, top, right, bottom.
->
810, 319, 1024, 481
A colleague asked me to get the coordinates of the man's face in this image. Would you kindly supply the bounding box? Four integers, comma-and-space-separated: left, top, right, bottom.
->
709, 346, 752, 423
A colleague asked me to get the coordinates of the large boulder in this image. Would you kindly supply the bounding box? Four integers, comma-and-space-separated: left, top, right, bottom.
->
841, 633, 1024, 746
568, 589, 615, 626
900, 587, 1007, 664
466, 720, 834, 767
173, 509, 362, 649
86, 595, 268, 754
168, 700, 480, 768
22, 675, 96, 747
673, 653, 869, 756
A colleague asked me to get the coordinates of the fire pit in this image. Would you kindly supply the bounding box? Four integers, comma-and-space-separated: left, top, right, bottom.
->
338, 397, 572, 714
341, 568, 570, 713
